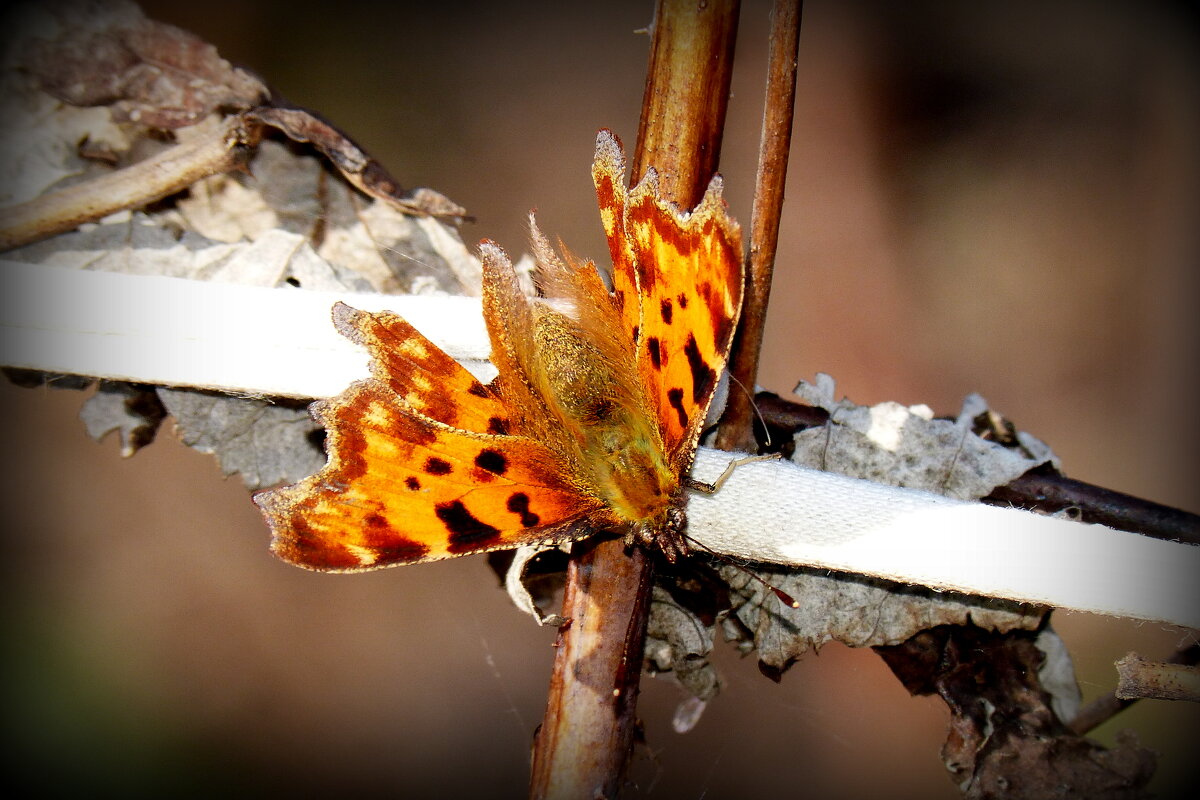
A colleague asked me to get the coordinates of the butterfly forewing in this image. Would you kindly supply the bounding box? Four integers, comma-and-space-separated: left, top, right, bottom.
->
591, 130, 744, 463
332, 303, 512, 436
592, 131, 641, 341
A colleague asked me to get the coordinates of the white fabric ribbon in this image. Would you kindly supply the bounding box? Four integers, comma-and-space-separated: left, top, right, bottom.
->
3, 262, 1196, 627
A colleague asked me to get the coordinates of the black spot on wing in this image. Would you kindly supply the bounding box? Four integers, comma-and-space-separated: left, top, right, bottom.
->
660, 298, 673, 324
424, 457, 452, 475
487, 416, 509, 435
506, 493, 540, 528
698, 278, 736, 352
281, 518, 366, 570
404, 476, 421, 490
375, 540, 430, 563
438, 501, 502, 552
683, 334, 716, 404
360, 513, 430, 563
667, 387, 688, 430
647, 337, 662, 371
467, 382, 490, 398
475, 448, 508, 475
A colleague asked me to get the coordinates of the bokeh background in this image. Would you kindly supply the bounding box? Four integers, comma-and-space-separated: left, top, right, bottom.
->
3, 0, 1197, 797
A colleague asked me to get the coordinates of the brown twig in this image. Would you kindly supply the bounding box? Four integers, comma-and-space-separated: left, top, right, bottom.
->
528, 2, 740, 797
751, 391, 1200, 544
630, 1, 740, 195
986, 471, 1200, 546
1115, 651, 1200, 702
527, 540, 656, 798
0, 116, 260, 252
1069, 644, 1200, 734
715, 0, 803, 452
0, 103, 470, 255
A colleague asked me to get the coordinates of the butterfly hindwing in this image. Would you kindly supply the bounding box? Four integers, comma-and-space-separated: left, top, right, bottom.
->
258, 377, 603, 569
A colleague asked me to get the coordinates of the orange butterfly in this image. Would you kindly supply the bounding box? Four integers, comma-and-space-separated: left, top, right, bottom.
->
254, 131, 743, 569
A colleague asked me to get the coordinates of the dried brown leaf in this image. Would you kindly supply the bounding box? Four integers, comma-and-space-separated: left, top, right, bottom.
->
645, 585, 721, 702
792, 376, 1057, 500
720, 565, 1044, 677
21, 0, 266, 129
877, 626, 1155, 799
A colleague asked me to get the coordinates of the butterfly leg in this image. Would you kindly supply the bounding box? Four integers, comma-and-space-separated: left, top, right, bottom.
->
624, 505, 689, 562
684, 453, 781, 494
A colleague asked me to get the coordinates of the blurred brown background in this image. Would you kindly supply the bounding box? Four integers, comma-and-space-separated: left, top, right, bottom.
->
3, 1, 1198, 797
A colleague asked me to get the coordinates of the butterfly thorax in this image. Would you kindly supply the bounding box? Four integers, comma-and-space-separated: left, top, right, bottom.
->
529, 305, 682, 535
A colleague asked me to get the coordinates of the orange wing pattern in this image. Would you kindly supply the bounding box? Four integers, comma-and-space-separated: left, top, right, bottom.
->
592, 133, 640, 334
331, 303, 512, 436
591, 130, 744, 464
255, 131, 743, 569
257, 308, 605, 570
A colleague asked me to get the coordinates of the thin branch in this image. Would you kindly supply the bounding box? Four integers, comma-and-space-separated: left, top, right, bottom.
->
0, 103, 470, 255
1069, 644, 1200, 734
751, 391, 1200, 545
527, 540, 656, 798
716, 0, 803, 451
630, 1, 740, 200
0, 116, 260, 251
986, 471, 1200, 546
1115, 652, 1200, 702
529, 1, 741, 797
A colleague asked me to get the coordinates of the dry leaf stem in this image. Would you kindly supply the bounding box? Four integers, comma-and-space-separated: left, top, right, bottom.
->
0, 116, 260, 252
528, 1, 740, 797
1115, 652, 1200, 703
1070, 644, 1200, 734
716, 0, 803, 452
0, 100, 466, 254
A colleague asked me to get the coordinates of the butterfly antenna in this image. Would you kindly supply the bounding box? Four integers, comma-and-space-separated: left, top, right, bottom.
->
683, 535, 800, 609
726, 372, 772, 448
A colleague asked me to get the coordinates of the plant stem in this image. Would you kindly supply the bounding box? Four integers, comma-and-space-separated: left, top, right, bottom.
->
528, 1, 741, 797
716, 0, 803, 451
0, 117, 258, 252
1069, 644, 1200, 734
527, 540, 655, 799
